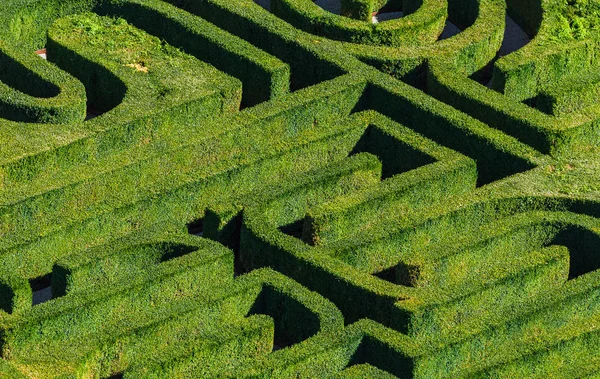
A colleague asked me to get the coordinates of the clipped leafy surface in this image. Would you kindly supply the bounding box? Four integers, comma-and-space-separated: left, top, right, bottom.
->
1, 0, 600, 377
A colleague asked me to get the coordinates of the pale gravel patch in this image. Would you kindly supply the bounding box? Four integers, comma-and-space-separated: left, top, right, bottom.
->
372, 11, 402, 23
500, 15, 530, 57
372, 10, 463, 41
439, 20, 461, 40
32, 286, 52, 306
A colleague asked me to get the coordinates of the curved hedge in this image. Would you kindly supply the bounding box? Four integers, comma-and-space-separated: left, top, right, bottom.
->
0, 42, 87, 124
1, 0, 600, 377
270, 0, 447, 47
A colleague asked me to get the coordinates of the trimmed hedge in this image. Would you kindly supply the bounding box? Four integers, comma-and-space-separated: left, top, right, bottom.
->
270, 0, 447, 47
1, 229, 234, 374
492, 0, 600, 102
2, 0, 600, 377
46, 11, 242, 125
537, 65, 600, 116
189, 0, 505, 80
427, 58, 600, 155
240, 166, 600, 376
0, 10, 244, 190
424, 0, 600, 156
0, 42, 87, 124
97, 0, 291, 106
0, 224, 345, 377
305, 111, 477, 247
0, 73, 367, 255
0, 0, 98, 50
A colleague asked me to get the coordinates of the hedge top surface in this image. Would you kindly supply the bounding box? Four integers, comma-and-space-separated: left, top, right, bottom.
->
2, 0, 600, 378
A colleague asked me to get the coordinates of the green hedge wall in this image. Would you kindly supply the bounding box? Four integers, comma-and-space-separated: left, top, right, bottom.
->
98, 0, 291, 106
1, 0, 600, 377
0, 42, 86, 124
537, 65, 600, 116
270, 0, 447, 47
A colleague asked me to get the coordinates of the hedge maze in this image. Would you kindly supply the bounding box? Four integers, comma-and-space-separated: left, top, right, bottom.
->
2, 0, 600, 377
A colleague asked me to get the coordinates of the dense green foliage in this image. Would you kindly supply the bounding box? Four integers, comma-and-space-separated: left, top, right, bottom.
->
553, 0, 600, 40
270, 0, 447, 46
1, 0, 600, 377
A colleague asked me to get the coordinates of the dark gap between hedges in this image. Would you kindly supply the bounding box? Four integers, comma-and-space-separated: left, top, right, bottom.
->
85, 102, 102, 120
401, 14, 531, 93
30, 273, 53, 306
187, 214, 247, 277
347, 335, 415, 378
159, 242, 198, 262
360, 83, 537, 186
373, 263, 420, 287
0, 48, 60, 99
161, 0, 347, 94
187, 218, 204, 237
279, 219, 304, 240
467, 15, 531, 88
349, 124, 436, 180
247, 285, 320, 351
45, 33, 127, 119
553, 225, 600, 280
377, 0, 403, 15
